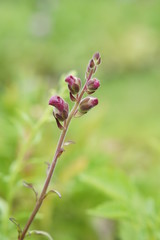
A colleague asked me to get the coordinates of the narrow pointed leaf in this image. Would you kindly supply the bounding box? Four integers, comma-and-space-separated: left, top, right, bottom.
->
23, 181, 38, 202
43, 189, 61, 200
64, 140, 75, 146
88, 201, 131, 220
27, 230, 53, 240
9, 217, 22, 237
80, 167, 134, 201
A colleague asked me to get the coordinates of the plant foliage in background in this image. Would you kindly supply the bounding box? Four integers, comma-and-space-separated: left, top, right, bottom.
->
0, 1, 160, 240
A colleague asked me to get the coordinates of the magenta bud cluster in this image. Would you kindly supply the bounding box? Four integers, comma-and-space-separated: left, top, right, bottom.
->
86, 52, 101, 79
49, 52, 101, 130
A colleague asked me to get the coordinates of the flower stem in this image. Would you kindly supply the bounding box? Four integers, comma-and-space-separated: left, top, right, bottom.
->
19, 75, 91, 240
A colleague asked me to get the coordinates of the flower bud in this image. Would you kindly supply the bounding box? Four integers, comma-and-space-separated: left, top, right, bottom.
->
97, 57, 101, 65
86, 59, 96, 79
89, 59, 95, 69
86, 78, 100, 94
93, 52, 101, 66
93, 52, 100, 61
79, 97, 98, 114
65, 75, 81, 95
49, 95, 69, 122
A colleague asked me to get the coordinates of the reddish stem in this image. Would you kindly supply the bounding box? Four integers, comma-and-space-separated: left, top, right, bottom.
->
19, 70, 93, 240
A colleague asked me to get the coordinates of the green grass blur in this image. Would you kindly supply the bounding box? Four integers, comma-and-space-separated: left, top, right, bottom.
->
0, 0, 160, 239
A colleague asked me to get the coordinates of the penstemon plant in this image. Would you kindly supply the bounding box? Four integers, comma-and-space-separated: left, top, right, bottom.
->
11, 53, 101, 240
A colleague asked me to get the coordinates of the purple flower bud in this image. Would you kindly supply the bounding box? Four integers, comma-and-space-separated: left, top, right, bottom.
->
93, 52, 101, 66
49, 96, 65, 111
86, 59, 96, 79
93, 52, 100, 61
86, 78, 100, 94
97, 57, 101, 65
65, 75, 81, 95
49, 95, 69, 122
89, 59, 95, 69
79, 97, 98, 114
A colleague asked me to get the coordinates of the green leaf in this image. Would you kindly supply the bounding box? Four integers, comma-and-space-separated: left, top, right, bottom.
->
80, 167, 135, 201
88, 201, 130, 220
0, 197, 8, 217
43, 189, 61, 200
9, 218, 22, 237
27, 230, 53, 240
64, 140, 75, 146
23, 181, 38, 202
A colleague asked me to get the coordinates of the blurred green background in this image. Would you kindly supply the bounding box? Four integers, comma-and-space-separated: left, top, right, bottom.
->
0, 0, 160, 239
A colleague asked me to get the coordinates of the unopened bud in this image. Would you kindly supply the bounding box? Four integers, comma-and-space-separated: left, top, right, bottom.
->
86, 59, 96, 79
93, 52, 101, 66
65, 75, 81, 95
97, 57, 101, 65
93, 52, 100, 61
89, 59, 95, 69
79, 97, 98, 114
49, 95, 69, 121
86, 78, 100, 94
49, 96, 65, 111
